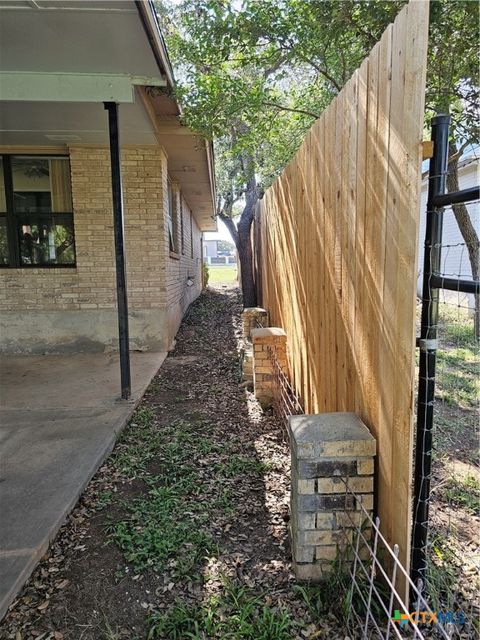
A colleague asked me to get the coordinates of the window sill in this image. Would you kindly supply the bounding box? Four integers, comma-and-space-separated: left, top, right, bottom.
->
169, 251, 180, 260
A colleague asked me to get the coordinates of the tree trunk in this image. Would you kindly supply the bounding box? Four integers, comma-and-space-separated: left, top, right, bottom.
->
237, 224, 256, 307
447, 143, 480, 339
218, 176, 259, 307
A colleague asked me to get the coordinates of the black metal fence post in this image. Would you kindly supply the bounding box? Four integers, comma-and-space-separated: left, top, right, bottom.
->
411, 113, 450, 587
411, 114, 450, 591
104, 101, 131, 400
411, 110, 480, 600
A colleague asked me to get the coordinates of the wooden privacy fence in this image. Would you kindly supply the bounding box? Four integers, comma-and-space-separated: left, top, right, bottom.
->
254, 0, 429, 575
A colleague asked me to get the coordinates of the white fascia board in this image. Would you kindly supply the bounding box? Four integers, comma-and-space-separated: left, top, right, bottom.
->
0, 72, 166, 103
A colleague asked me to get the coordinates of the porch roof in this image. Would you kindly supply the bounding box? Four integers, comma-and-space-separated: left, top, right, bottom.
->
0, 0, 216, 231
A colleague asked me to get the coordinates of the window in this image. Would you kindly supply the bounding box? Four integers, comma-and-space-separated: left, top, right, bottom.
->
180, 199, 185, 255
167, 178, 181, 255
190, 212, 194, 259
0, 155, 75, 267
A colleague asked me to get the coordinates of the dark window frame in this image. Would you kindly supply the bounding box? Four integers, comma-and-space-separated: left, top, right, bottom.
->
190, 212, 194, 259
0, 153, 76, 269
180, 198, 185, 255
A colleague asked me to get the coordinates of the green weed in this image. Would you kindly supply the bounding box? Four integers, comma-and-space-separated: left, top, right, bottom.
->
147, 581, 294, 640
95, 490, 114, 510
216, 455, 272, 478
443, 474, 480, 514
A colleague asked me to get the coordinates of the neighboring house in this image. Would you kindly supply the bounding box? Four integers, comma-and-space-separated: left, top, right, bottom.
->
0, 1, 216, 363
203, 239, 218, 259
203, 239, 237, 265
417, 155, 479, 307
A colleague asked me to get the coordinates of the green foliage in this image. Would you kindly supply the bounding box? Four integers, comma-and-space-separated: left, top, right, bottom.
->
427, 1, 479, 143
443, 474, 480, 514
215, 454, 272, 477
147, 580, 295, 639
217, 239, 235, 253
106, 479, 217, 576
203, 261, 209, 287
156, 0, 478, 209
428, 533, 461, 612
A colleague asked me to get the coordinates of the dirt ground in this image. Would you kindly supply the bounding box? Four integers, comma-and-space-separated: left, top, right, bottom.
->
0, 288, 341, 640
1, 289, 477, 640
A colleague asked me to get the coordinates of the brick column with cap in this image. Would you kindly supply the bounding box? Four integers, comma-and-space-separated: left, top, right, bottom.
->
288, 412, 376, 581
251, 327, 287, 408
242, 307, 269, 341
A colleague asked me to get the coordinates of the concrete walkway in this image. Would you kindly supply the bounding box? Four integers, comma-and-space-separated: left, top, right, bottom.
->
0, 351, 166, 620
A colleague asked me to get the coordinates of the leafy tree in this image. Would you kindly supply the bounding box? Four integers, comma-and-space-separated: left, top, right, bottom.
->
156, 0, 478, 316
426, 1, 480, 336
217, 239, 235, 254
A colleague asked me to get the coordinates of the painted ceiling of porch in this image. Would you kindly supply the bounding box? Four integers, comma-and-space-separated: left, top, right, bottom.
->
0, 0, 216, 231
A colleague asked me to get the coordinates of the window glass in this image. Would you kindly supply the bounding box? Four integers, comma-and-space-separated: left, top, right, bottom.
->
12, 157, 72, 214
167, 179, 175, 252
0, 217, 9, 265
18, 217, 75, 266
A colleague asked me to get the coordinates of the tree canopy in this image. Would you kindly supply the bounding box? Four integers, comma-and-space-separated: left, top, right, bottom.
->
156, 0, 479, 305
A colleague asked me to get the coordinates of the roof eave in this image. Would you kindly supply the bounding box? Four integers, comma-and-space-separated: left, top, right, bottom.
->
135, 0, 176, 93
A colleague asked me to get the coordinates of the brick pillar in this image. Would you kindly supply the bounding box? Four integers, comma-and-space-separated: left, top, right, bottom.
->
242, 307, 269, 341
288, 412, 376, 581
251, 327, 287, 408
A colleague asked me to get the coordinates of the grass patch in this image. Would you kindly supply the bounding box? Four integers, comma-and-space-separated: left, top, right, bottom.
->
443, 474, 480, 514
427, 533, 461, 612
208, 265, 238, 284
216, 455, 272, 478
106, 480, 216, 577
105, 407, 275, 582
147, 580, 295, 640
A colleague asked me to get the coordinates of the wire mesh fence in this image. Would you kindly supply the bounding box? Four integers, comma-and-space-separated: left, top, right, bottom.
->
415, 200, 480, 625
266, 344, 303, 436
413, 116, 479, 624
265, 343, 473, 638
337, 479, 463, 640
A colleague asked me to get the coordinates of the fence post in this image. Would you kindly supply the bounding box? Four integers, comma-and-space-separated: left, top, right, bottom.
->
251, 327, 287, 408
289, 413, 376, 580
411, 114, 450, 592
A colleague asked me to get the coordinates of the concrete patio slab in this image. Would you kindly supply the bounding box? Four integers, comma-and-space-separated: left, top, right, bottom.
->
0, 351, 166, 620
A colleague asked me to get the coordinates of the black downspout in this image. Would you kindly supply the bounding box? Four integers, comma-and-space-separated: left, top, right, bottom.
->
104, 102, 131, 400
411, 114, 450, 594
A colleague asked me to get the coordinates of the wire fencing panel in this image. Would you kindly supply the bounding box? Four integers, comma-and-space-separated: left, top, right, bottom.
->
254, 0, 429, 584
412, 118, 479, 617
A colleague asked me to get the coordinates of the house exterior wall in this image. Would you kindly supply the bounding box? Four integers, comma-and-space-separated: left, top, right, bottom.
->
164, 180, 203, 349
203, 239, 217, 258
0, 144, 203, 353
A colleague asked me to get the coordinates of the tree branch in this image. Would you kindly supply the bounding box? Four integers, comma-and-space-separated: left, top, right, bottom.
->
261, 101, 319, 119
218, 211, 239, 247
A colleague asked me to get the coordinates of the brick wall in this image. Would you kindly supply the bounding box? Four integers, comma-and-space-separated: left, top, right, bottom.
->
163, 178, 203, 348
0, 144, 203, 353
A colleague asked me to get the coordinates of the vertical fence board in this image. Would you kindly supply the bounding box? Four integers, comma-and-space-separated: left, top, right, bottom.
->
253, 0, 429, 576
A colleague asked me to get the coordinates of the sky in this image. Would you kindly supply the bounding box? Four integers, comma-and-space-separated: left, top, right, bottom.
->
204, 218, 235, 243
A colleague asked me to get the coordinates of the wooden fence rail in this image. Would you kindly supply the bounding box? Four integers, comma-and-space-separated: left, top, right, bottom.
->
253, 0, 429, 578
